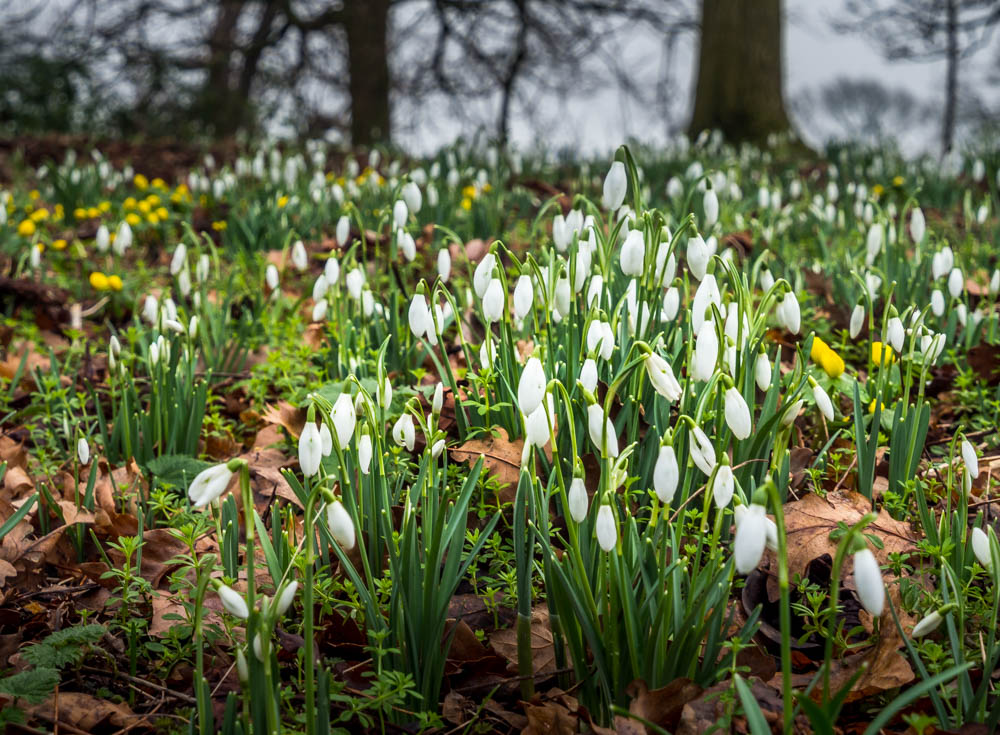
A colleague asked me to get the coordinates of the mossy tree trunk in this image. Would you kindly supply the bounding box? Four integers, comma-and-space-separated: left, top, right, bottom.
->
345, 0, 392, 146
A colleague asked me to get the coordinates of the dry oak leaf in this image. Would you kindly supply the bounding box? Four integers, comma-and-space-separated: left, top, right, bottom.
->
449, 427, 524, 500
778, 489, 917, 584
262, 400, 307, 439
29, 690, 138, 730
489, 606, 556, 677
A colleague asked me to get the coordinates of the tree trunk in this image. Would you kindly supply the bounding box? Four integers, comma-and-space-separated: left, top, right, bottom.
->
688, 0, 793, 144
497, 0, 528, 149
942, 0, 958, 155
344, 0, 392, 146
202, 0, 244, 136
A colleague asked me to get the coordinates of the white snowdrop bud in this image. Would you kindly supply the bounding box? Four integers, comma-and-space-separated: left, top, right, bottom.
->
170, 243, 187, 276
217, 585, 250, 619
358, 433, 372, 474
850, 304, 865, 339
596, 504, 617, 552
77, 437, 90, 465
408, 294, 430, 339
755, 352, 772, 391
948, 268, 964, 299
703, 188, 719, 228
568, 477, 589, 523
336, 216, 350, 247
693, 320, 719, 382
653, 445, 679, 504
331, 393, 356, 450
265, 264, 280, 291
274, 580, 299, 616
579, 358, 598, 393
319, 423, 333, 456
865, 224, 883, 265
587, 404, 618, 458
437, 248, 451, 282
95, 224, 110, 253
326, 500, 356, 550
734, 504, 768, 574
972, 527, 992, 571
114, 221, 132, 254
853, 548, 885, 617
961, 439, 979, 479
291, 240, 308, 271
188, 463, 234, 508
687, 235, 710, 281
930, 289, 945, 317
482, 279, 504, 323
813, 382, 834, 421
398, 230, 416, 262
603, 161, 627, 211
690, 425, 717, 476
910, 207, 925, 244
513, 275, 533, 319
298, 422, 323, 477
911, 610, 943, 638
759, 268, 775, 293
724, 387, 752, 440
311, 298, 328, 322
402, 182, 422, 213
662, 287, 680, 321
712, 464, 735, 508
473, 253, 496, 298
393, 200, 408, 229
645, 353, 682, 402
777, 292, 801, 334
619, 229, 645, 277
518, 358, 546, 415
887, 317, 904, 352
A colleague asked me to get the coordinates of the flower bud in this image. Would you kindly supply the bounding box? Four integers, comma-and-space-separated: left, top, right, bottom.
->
853, 548, 885, 617
596, 504, 617, 551
326, 500, 356, 550
298, 422, 323, 477
603, 161, 627, 211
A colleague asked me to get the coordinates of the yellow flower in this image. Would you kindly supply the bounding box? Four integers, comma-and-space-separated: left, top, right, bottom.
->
125, 213, 142, 226
871, 341, 896, 366
123, 197, 137, 210
872, 184, 884, 198
462, 185, 477, 199
211, 220, 227, 231
868, 398, 881, 414
98, 201, 111, 213
35, 242, 45, 253
89, 271, 110, 291
146, 212, 160, 225
138, 200, 151, 214
134, 174, 149, 190
87, 207, 100, 218
810, 336, 845, 379
28, 189, 40, 200
892, 175, 904, 187
277, 195, 289, 208
151, 177, 167, 189
73, 207, 88, 220
17, 220, 36, 237
30, 208, 49, 222
146, 194, 161, 206
52, 238, 67, 251
155, 206, 169, 220
460, 197, 472, 211
107, 275, 123, 291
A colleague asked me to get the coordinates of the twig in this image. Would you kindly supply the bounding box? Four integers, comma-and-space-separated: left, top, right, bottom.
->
79, 665, 197, 704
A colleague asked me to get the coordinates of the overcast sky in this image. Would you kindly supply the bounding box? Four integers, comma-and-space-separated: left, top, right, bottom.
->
395, 0, 998, 156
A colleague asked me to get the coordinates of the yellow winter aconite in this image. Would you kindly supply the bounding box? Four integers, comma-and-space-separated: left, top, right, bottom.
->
107, 275, 123, 291
810, 336, 845, 378
277, 195, 289, 208
871, 341, 896, 366
17, 220, 36, 237
134, 173, 149, 190
52, 239, 67, 251
126, 213, 142, 226
89, 271, 111, 291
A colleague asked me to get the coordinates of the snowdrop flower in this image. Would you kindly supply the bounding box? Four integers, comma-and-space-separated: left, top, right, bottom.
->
299, 422, 323, 477
689, 425, 716, 476
703, 188, 719, 228
473, 253, 496, 298
345, 268, 364, 300
961, 439, 979, 479
781, 399, 804, 427
336, 216, 350, 247
188, 463, 235, 508
76, 437, 90, 465
358, 433, 373, 475
853, 547, 885, 616
517, 357, 547, 415
646, 353, 682, 401
274, 581, 299, 617
755, 352, 772, 391
973, 158, 986, 182
586, 275, 604, 308
947, 268, 964, 299
911, 610, 943, 638
587, 404, 618, 458
579, 358, 598, 393
596, 504, 617, 551
586, 320, 615, 361
910, 206, 925, 244
431, 439, 446, 458
326, 500, 356, 550
991, 269, 1000, 295
524, 395, 555, 450
568, 477, 589, 523
972, 527, 993, 571
398, 230, 416, 262
687, 235, 710, 281
865, 224, 883, 266
603, 161, 627, 211
331, 393, 356, 450
734, 503, 768, 574
311, 299, 328, 322
662, 287, 680, 321
887, 317, 904, 353
96, 224, 110, 253
712, 464, 735, 508
724, 387, 752, 440
291, 240, 308, 271
692, 273, 721, 334
812, 381, 834, 421
513, 275, 533, 319
776, 292, 800, 334
930, 289, 945, 317
653, 445, 679, 504
377, 375, 392, 410
619, 230, 645, 276
482, 279, 505, 323
932, 246, 954, 280
319, 423, 333, 456
666, 176, 683, 200
759, 267, 775, 293
408, 293, 431, 339
402, 181, 422, 213
170, 243, 187, 276
692, 320, 719, 382
392, 414, 415, 451
114, 222, 132, 255
265, 264, 280, 291
849, 304, 865, 339
217, 585, 250, 619
437, 249, 451, 282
